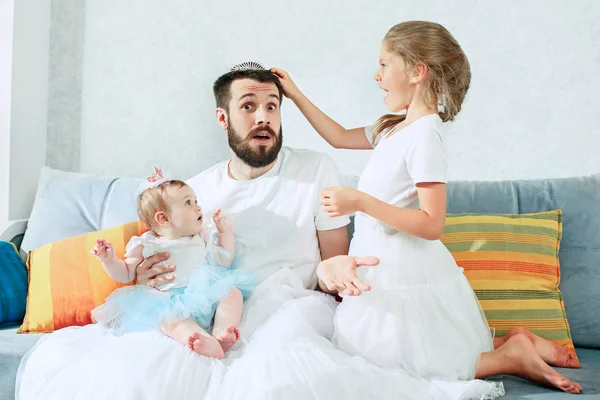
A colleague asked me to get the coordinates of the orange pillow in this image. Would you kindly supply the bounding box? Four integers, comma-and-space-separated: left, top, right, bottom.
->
19, 221, 148, 333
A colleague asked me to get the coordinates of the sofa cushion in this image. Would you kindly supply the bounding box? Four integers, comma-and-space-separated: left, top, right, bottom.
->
490, 347, 600, 398
446, 174, 600, 349
0, 241, 28, 325
18, 221, 145, 333
0, 325, 43, 399
441, 210, 577, 361
20, 167, 140, 254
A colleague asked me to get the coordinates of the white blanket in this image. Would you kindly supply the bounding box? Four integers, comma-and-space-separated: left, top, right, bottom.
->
16, 269, 504, 400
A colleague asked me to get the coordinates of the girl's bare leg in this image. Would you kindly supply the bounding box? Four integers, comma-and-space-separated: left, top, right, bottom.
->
477, 334, 582, 394
493, 327, 580, 368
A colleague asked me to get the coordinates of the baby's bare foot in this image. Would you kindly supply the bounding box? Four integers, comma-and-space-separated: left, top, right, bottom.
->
187, 332, 224, 359
215, 325, 240, 352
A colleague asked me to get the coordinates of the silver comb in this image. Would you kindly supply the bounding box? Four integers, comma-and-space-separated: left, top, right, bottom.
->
230, 61, 266, 71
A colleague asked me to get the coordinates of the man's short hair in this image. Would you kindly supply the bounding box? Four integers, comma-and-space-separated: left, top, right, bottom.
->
213, 68, 283, 112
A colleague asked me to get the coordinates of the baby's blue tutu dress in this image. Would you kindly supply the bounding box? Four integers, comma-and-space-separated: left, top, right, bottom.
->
92, 230, 256, 334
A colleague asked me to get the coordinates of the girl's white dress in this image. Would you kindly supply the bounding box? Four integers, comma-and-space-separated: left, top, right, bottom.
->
334, 114, 495, 379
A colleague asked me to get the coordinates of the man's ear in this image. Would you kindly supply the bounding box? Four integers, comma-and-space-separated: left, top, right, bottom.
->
216, 108, 228, 130
154, 211, 169, 226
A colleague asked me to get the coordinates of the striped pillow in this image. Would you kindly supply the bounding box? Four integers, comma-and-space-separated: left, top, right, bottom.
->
19, 221, 147, 333
441, 210, 578, 360
0, 241, 28, 325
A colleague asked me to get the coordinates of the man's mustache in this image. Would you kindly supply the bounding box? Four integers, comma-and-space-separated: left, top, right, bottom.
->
247, 126, 277, 139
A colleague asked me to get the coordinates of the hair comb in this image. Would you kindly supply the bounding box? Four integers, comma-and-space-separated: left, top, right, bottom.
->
230, 61, 266, 71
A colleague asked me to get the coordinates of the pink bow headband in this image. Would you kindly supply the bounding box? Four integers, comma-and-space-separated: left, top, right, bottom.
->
143, 166, 171, 190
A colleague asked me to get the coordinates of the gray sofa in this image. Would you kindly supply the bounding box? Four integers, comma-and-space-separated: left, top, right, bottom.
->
1, 168, 599, 399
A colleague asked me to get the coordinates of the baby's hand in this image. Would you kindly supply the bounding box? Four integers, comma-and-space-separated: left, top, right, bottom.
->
91, 238, 117, 263
213, 209, 233, 234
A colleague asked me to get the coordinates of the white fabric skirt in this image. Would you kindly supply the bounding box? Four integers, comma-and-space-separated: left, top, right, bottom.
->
17, 268, 503, 400
335, 229, 495, 379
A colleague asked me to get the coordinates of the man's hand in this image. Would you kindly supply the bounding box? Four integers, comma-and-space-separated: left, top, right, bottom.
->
135, 252, 176, 287
321, 187, 366, 217
317, 255, 379, 296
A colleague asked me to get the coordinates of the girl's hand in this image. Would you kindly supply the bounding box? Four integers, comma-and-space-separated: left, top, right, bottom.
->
91, 238, 118, 263
213, 209, 233, 233
321, 187, 365, 217
270, 67, 301, 100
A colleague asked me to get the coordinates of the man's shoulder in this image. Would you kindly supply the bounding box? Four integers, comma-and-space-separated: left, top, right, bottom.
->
281, 147, 337, 174
186, 160, 227, 188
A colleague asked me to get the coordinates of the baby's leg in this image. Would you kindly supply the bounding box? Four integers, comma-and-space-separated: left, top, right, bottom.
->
161, 318, 224, 359
212, 288, 243, 352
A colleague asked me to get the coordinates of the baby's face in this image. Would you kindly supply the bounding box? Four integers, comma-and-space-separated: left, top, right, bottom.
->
165, 185, 204, 237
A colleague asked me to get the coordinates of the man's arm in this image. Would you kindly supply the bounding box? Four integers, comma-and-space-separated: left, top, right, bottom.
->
316, 226, 349, 294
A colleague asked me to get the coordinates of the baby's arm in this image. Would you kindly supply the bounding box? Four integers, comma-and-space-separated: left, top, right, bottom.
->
212, 209, 234, 267
91, 239, 144, 283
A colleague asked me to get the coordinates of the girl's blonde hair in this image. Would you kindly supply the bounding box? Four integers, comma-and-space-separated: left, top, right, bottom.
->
373, 21, 471, 140
137, 180, 187, 229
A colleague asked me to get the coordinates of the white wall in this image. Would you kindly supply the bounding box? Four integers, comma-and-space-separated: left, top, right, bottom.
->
8, 0, 51, 220
0, 0, 14, 225
49, 0, 600, 182
46, 0, 85, 173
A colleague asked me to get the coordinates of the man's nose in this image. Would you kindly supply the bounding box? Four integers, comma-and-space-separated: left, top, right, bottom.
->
255, 105, 270, 125
374, 72, 381, 82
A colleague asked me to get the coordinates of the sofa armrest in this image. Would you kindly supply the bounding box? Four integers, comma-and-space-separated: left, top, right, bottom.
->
0, 219, 28, 243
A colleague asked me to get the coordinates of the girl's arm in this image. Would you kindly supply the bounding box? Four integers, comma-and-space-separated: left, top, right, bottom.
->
271, 68, 372, 150
361, 183, 447, 240
322, 182, 447, 241
91, 239, 144, 283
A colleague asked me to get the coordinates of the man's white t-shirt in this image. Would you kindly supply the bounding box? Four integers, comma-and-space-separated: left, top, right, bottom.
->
187, 146, 350, 289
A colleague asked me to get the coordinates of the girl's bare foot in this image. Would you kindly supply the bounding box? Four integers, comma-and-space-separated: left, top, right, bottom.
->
215, 325, 240, 352
502, 334, 582, 394
504, 328, 581, 368
187, 332, 224, 359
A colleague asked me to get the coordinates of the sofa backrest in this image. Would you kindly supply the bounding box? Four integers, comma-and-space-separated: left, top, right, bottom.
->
446, 174, 600, 349
21, 167, 600, 348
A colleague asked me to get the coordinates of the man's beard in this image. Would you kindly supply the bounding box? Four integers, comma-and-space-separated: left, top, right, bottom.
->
227, 120, 283, 168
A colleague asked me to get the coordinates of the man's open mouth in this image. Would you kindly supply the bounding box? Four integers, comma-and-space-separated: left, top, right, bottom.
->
252, 131, 272, 143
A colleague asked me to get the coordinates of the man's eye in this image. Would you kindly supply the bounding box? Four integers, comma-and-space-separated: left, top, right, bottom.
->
243, 104, 253, 110
268, 105, 276, 111
186, 201, 191, 205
